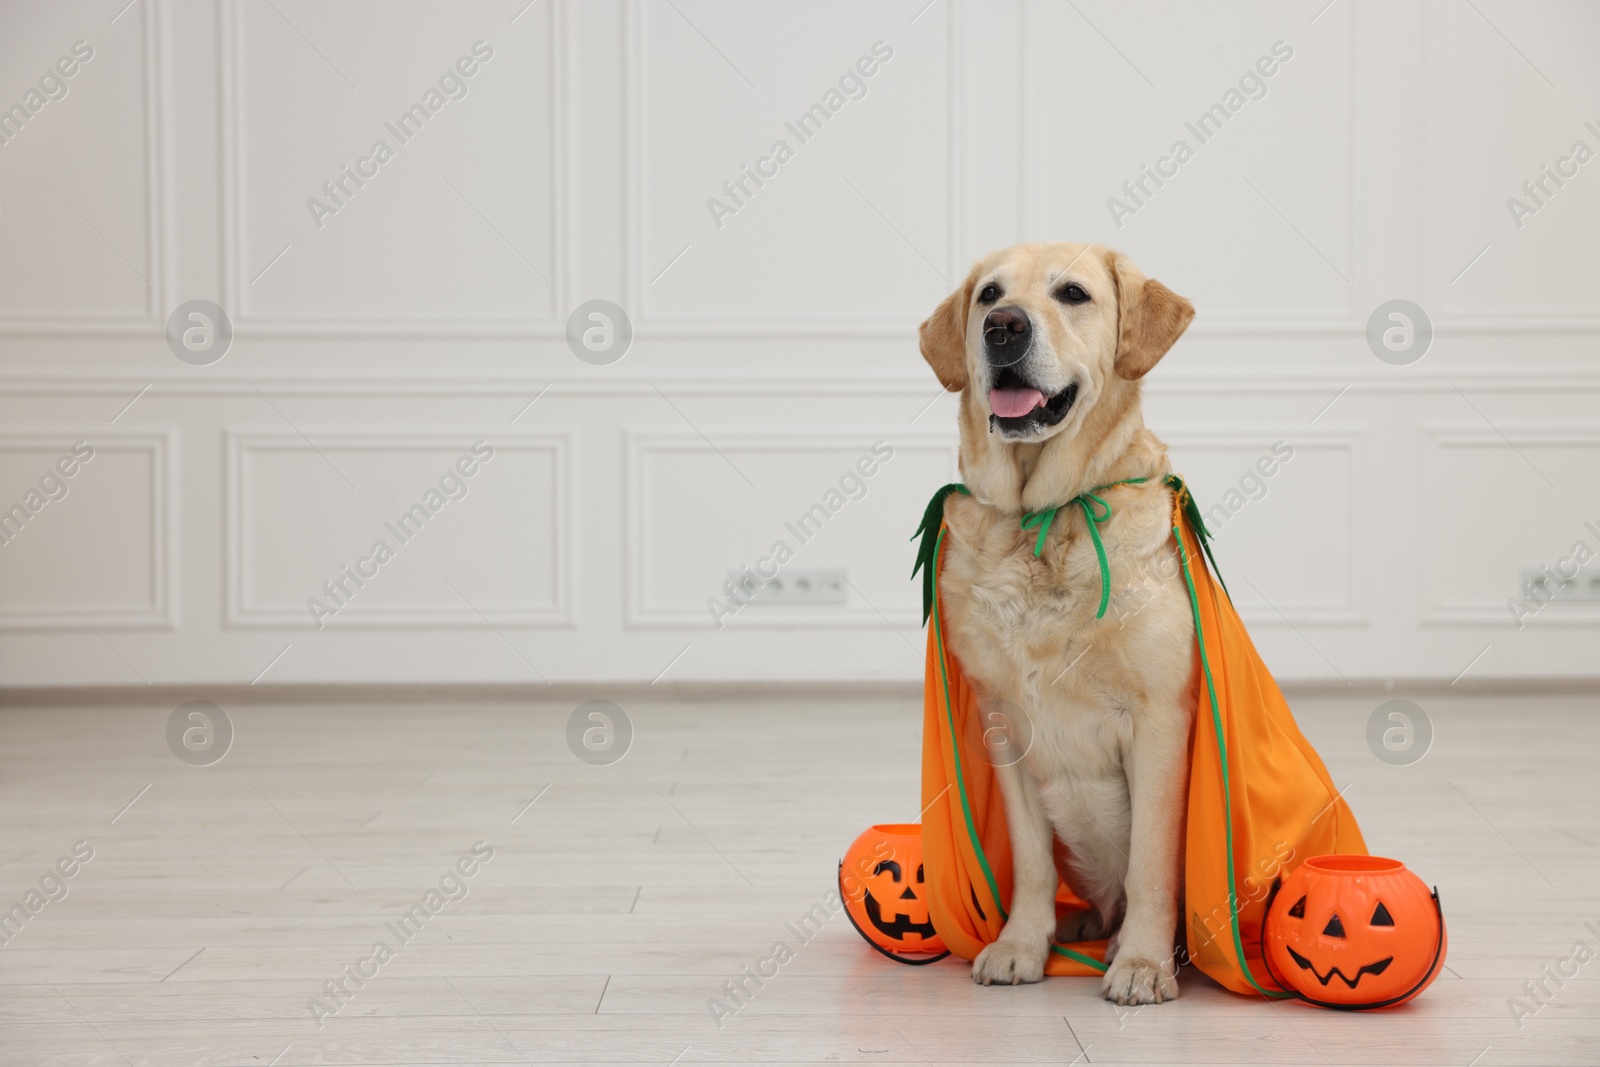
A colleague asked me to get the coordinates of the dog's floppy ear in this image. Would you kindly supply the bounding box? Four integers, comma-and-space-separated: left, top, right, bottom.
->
1104, 251, 1194, 381
918, 267, 978, 392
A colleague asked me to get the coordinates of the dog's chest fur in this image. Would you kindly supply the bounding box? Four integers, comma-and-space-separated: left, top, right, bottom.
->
937, 487, 1196, 764
936, 485, 1198, 911
939, 488, 1183, 669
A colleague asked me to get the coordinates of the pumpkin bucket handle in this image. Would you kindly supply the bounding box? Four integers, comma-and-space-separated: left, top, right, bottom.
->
1259, 875, 1445, 1011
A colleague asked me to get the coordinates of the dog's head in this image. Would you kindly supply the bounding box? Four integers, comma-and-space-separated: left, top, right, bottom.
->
918, 243, 1193, 444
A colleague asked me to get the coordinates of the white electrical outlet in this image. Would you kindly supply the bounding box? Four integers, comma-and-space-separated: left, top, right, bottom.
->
1519, 567, 1600, 602
726, 568, 847, 605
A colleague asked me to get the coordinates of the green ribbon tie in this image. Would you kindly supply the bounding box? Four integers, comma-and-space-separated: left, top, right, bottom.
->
1023, 477, 1149, 619
913, 476, 1179, 625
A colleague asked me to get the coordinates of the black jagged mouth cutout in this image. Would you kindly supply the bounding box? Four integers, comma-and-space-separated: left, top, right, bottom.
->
1285, 946, 1394, 988
862, 889, 939, 941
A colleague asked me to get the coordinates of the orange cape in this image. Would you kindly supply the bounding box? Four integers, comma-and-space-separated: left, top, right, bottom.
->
916, 476, 1365, 994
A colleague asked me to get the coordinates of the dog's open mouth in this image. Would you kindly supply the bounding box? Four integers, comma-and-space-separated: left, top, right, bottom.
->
988, 368, 1078, 431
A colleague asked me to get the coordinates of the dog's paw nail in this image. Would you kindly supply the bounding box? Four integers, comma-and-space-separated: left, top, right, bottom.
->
972, 941, 1047, 986
1100, 956, 1179, 1006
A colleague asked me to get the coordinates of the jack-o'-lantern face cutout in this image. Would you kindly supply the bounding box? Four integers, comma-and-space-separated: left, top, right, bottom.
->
840, 824, 948, 964
1264, 855, 1447, 1009
1281, 894, 1397, 988
863, 859, 937, 941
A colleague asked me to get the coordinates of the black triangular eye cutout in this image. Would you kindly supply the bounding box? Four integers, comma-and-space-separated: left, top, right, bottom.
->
1287, 895, 1306, 918
916, 863, 925, 883
1322, 913, 1346, 938
1371, 901, 1394, 927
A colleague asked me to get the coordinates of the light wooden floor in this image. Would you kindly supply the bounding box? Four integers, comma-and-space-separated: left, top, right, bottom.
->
0, 692, 1596, 1066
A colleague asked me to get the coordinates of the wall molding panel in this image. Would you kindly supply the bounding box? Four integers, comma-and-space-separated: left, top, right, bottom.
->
0, 0, 168, 336
620, 0, 964, 336
0, 428, 175, 629
217, 0, 569, 338
225, 427, 573, 628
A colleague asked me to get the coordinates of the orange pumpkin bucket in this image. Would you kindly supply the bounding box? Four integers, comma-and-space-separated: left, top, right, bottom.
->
838, 824, 949, 964
1262, 854, 1447, 1009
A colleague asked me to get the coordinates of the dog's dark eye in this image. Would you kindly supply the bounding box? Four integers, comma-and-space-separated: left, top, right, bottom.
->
977, 283, 1001, 305
1057, 284, 1090, 305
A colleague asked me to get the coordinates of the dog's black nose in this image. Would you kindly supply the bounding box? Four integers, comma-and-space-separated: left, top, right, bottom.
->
983, 306, 1030, 348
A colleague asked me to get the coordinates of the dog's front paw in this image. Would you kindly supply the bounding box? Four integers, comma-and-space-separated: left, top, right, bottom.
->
1100, 955, 1179, 1005
972, 939, 1047, 986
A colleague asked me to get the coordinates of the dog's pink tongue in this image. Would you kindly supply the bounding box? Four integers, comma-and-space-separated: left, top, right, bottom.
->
989, 386, 1044, 418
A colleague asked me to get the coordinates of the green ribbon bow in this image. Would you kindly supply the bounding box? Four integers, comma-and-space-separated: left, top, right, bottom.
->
913, 475, 1225, 625
1019, 477, 1149, 618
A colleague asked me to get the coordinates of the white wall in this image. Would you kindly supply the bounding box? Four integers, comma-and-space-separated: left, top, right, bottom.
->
1, 0, 1598, 687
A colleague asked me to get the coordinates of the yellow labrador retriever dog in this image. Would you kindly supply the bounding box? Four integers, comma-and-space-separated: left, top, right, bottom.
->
919, 243, 1196, 1005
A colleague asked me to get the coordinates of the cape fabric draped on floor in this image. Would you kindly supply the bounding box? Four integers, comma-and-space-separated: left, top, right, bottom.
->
915, 476, 1366, 995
